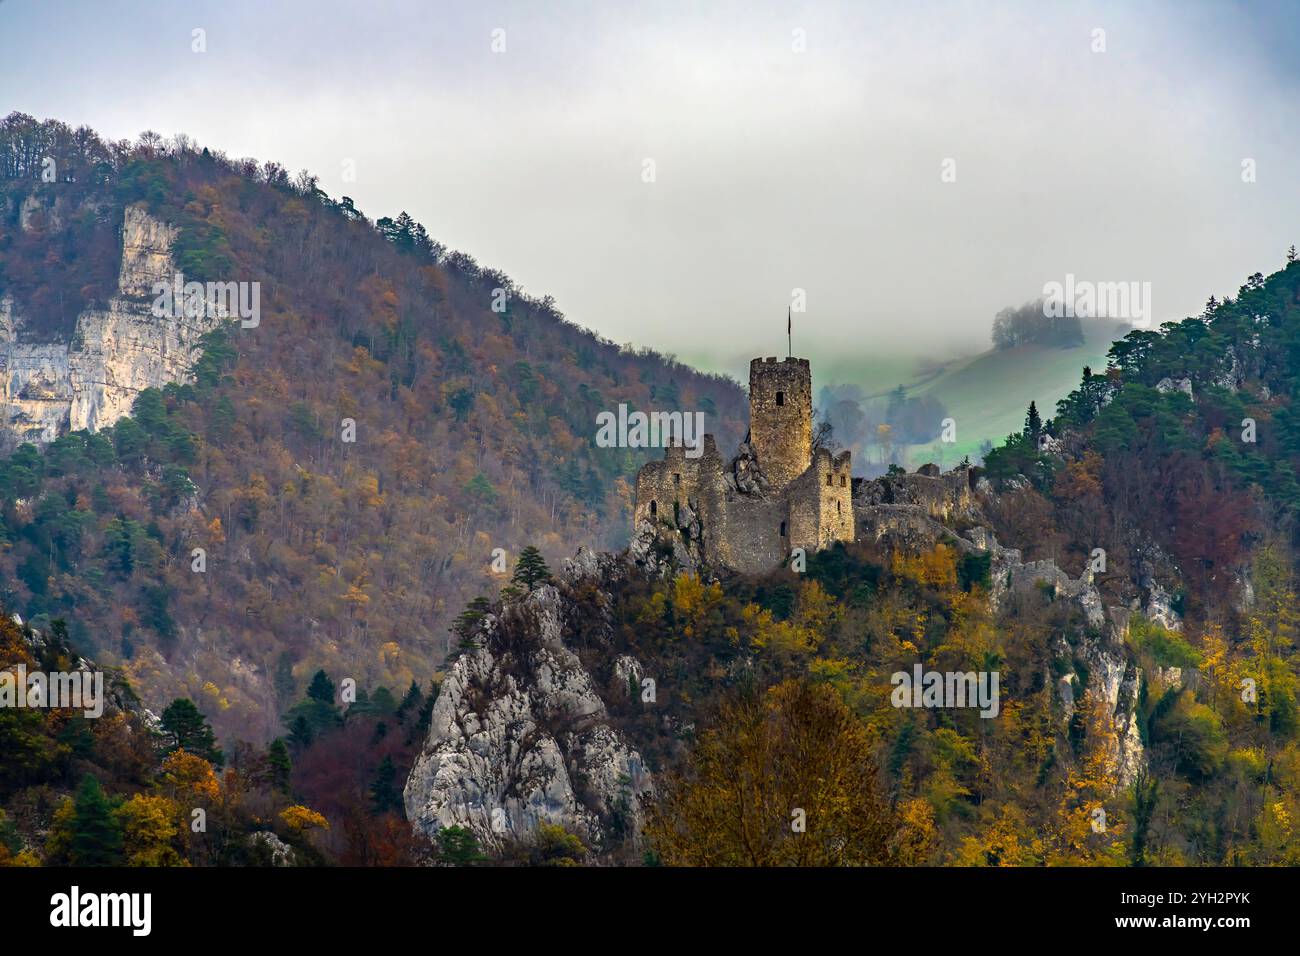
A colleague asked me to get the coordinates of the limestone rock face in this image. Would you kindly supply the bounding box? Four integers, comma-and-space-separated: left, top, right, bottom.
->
1083, 610, 1146, 787
403, 583, 653, 852
966, 526, 1144, 785
1155, 376, 1194, 399
117, 203, 180, 297
1141, 581, 1183, 632
629, 515, 703, 576
1, 202, 219, 446
249, 831, 297, 867
729, 440, 770, 495
856, 465, 1148, 790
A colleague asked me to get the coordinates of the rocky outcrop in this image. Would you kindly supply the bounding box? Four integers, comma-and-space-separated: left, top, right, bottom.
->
249, 831, 297, 867
856, 465, 1149, 789
855, 502, 976, 555
1, 202, 220, 446
403, 581, 653, 853
11, 613, 161, 731
725, 436, 770, 496
629, 501, 710, 578
965, 527, 1146, 786
1155, 376, 1193, 399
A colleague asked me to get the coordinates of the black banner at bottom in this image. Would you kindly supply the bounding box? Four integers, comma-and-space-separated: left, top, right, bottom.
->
2, 864, 1277, 943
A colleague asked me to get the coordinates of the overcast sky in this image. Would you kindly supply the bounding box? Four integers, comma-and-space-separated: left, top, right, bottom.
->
3, 0, 1298, 376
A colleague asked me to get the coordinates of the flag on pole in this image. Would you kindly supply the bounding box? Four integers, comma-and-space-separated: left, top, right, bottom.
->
787, 306, 792, 357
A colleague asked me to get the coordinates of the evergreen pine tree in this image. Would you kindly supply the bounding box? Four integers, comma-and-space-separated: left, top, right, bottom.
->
1024, 401, 1043, 441
307, 669, 336, 705
437, 825, 486, 865
69, 775, 123, 866
160, 698, 224, 765
267, 738, 292, 792
288, 714, 315, 751
396, 680, 423, 723
451, 596, 492, 648
511, 546, 552, 591
369, 755, 404, 815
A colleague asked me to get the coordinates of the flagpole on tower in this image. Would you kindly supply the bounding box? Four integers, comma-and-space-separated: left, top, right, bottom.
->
787, 306, 792, 358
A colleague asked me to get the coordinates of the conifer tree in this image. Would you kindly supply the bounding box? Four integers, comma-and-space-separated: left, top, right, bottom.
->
369, 755, 403, 815
160, 698, 224, 766
307, 669, 335, 705
267, 738, 292, 793
396, 680, 423, 723
1024, 401, 1043, 441
69, 775, 123, 866
512, 546, 552, 591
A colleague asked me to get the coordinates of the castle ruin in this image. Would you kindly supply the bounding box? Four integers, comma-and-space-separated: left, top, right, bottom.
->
633, 356, 853, 574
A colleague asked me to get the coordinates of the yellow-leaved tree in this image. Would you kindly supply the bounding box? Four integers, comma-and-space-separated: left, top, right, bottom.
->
646, 680, 916, 866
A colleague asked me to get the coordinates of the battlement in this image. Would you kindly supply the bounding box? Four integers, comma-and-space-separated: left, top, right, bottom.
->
749, 356, 812, 491
812, 448, 854, 488
632, 354, 852, 574
656, 433, 719, 462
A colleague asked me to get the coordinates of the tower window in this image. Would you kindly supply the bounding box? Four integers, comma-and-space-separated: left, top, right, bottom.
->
673, 473, 681, 486
776, 391, 784, 406
826, 474, 832, 486
840, 475, 846, 487
837, 500, 842, 514
780, 521, 787, 537
650, 500, 657, 516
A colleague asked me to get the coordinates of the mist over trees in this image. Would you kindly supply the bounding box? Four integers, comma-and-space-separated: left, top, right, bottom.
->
991, 299, 1086, 350
817, 383, 948, 475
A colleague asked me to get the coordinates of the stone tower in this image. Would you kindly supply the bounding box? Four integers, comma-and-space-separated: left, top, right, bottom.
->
748, 357, 812, 490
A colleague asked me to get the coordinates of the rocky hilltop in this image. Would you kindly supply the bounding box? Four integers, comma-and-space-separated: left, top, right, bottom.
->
404, 556, 654, 853
1, 200, 218, 446
854, 466, 1155, 786
407, 460, 1191, 853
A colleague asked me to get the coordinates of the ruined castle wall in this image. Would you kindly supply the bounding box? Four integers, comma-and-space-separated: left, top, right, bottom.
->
815, 449, 855, 547
703, 492, 788, 575
854, 468, 974, 522
633, 356, 855, 575
786, 467, 821, 556
784, 448, 854, 554
633, 435, 723, 531
748, 357, 811, 491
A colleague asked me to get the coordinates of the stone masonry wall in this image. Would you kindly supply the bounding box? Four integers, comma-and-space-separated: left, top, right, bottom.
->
632, 356, 853, 575
748, 357, 811, 491
814, 448, 855, 548
632, 435, 724, 533
704, 492, 787, 575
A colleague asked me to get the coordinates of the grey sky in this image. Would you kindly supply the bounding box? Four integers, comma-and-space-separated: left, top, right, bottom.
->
3, 0, 1298, 378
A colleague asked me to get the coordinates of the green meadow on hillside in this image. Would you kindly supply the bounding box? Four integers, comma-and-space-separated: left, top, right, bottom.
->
903, 319, 1130, 465
649, 320, 1127, 472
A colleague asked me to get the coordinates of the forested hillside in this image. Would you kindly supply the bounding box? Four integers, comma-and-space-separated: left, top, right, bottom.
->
5, 112, 1300, 870
985, 254, 1300, 607
0, 114, 748, 740
618, 256, 1300, 865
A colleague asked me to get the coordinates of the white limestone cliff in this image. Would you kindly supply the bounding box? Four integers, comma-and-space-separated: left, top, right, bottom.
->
403, 581, 653, 854
1, 202, 219, 446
